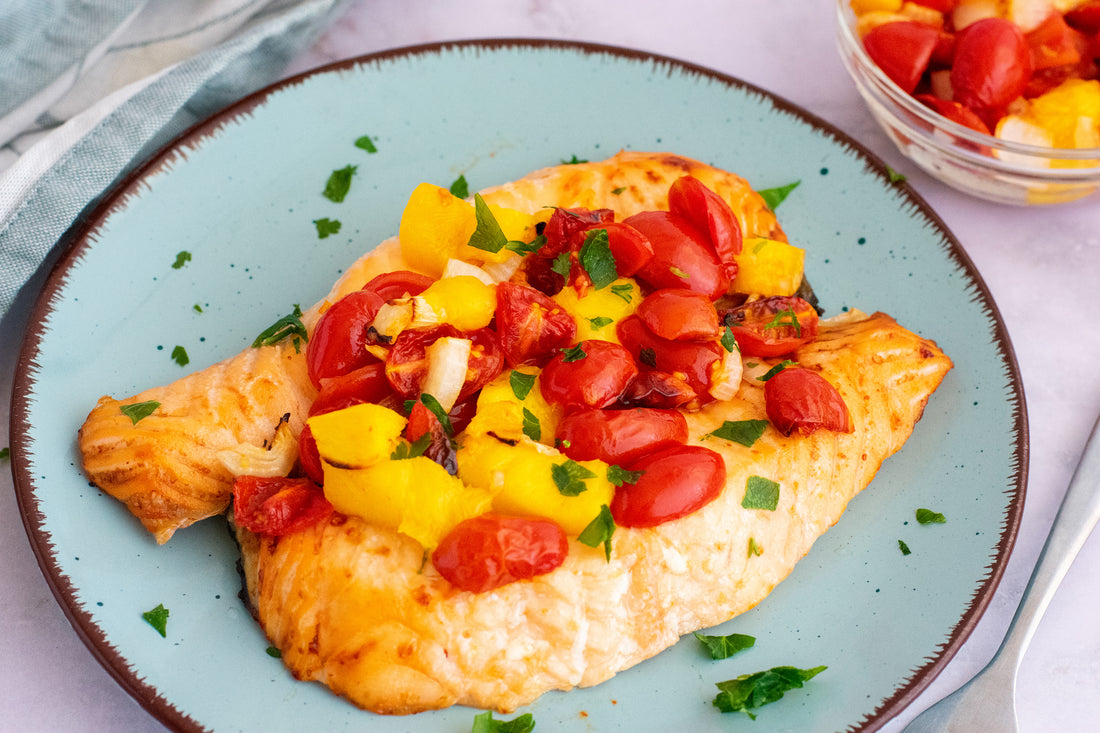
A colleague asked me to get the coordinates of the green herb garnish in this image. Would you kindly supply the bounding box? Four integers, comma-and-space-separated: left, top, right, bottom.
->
252, 304, 307, 350
757, 180, 801, 210
313, 217, 342, 239
509, 370, 537, 400
391, 433, 431, 460
521, 407, 541, 442
467, 193, 509, 253
471, 710, 536, 733
720, 325, 738, 353
266, 645, 283, 658
694, 631, 756, 660
171, 251, 191, 269
170, 345, 189, 367
419, 393, 454, 436
0, 447, 10, 461
887, 166, 907, 183
742, 475, 780, 511
611, 186, 626, 194
610, 282, 634, 302
449, 174, 469, 198
505, 235, 545, 256
764, 307, 802, 336
561, 344, 586, 363
561, 155, 588, 164
606, 464, 643, 487
758, 360, 797, 382
192, 303, 203, 313
120, 400, 160, 425
587, 316, 614, 329
748, 537, 763, 557
706, 419, 768, 447
322, 164, 357, 202
916, 508, 946, 524
713, 665, 827, 718
551, 252, 572, 279
142, 603, 170, 637
577, 504, 616, 561
354, 135, 378, 153
579, 228, 618, 290
898, 539, 912, 556
551, 459, 596, 496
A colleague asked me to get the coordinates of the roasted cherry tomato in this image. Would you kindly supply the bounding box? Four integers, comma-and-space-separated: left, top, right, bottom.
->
667, 175, 742, 276
951, 18, 1032, 120
495, 282, 578, 366
624, 211, 731, 300
616, 315, 721, 395
618, 370, 699, 409
542, 206, 615, 257
908, 0, 956, 10
306, 289, 385, 388
431, 513, 568, 593
309, 362, 392, 416
296, 425, 324, 485
610, 445, 726, 528
385, 325, 504, 400
232, 475, 332, 535
915, 94, 992, 134
863, 21, 943, 94
764, 367, 853, 436
539, 340, 638, 412
1066, 1, 1100, 35
722, 296, 819, 358
556, 407, 689, 466
592, 222, 654, 277
636, 288, 722, 342
362, 269, 434, 301
406, 400, 457, 473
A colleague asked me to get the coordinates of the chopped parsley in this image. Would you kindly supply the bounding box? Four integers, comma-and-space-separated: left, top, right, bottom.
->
265, 645, 283, 658
748, 537, 763, 557
561, 344, 586, 363
577, 504, 616, 561
322, 164, 357, 203
578, 228, 618, 289
757, 180, 801, 210
466, 193, 509, 253
742, 475, 780, 511
713, 665, 827, 718
550, 252, 572, 279
252, 305, 307, 351
354, 135, 378, 153
561, 155, 588, 164
171, 251, 191, 269
471, 710, 536, 733
706, 419, 768, 447
391, 433, 431, 460
610, 282, 634, 302
551, 459, 595, 496
758, 360, 798, 382
313, 217, 342, 239
419, 393, 454, 436
694, 631, 755, 660
764, 307, 802, 336
606, 464, 643, 487
916, 508, 946, 524
120, 400, 160, 425
170, 345, 189, 367
887, 166, 907, 183
505, 235, 545, 256
521, 407, 541, 442
0, 447, 9, 461
720, 325, 738, 353
192, 303, 203, 313
638, 347, 657, 368
898, 539, 912, 556
587, 316, 614, 329
449, 174, 469, 198
611, 186, 626, 195
142, 603, 170, 637
509, 370, 537, 400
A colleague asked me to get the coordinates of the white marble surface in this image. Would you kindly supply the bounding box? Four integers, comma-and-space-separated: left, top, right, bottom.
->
2, 1, 1099, 730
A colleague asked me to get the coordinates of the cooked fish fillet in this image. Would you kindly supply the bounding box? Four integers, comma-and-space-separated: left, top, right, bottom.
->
238, 309, 951, 714
78, 151, 784, 543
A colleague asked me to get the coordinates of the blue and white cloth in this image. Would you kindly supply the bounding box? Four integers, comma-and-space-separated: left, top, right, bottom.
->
0, 0, 352, 320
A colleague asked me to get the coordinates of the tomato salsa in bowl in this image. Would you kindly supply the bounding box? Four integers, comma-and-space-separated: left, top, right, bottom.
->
836, 0, 1100, 204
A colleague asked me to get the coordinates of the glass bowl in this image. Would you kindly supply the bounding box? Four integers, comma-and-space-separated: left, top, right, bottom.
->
835, 0, 1100, 205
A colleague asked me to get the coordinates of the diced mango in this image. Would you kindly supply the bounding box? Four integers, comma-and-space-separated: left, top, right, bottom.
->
850, 0, 903, 14
455, 205, 546, 266
420, 275, 497, 331
458, 434, 613, 536
307, 403, 406, 468
731, 238, 806, 296
322, 456, 492, 549
471, 367, 562, 446
552, 277, 639, 344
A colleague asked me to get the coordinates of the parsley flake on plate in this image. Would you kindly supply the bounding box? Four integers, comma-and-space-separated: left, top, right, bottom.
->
142, 603, 170, 637
577, 504, 616, 561
252, 305, 308, 350
694, 631, 755, 660
742, 475, 780, 511
266, 645, 283, 658
706, 419, 767, 447
756, 180, 800, 210
171, 250, 191, 269
916, 508, 946, 524
561, 154, 588, 164
322, 164, 357, 203
449, 174, 469, 198
354, 135, 378, 153
170, 345, 189, 367
713, 665, 827, 718
120, 400, 160, 425
898, 539, 912, 556
471, 710, 536, 733
313, 217, 342, 239
551, 459, 595, 496
0, 447, 9, 461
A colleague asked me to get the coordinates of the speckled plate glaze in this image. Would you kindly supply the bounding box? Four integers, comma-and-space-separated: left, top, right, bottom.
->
12, 40, 1026, 732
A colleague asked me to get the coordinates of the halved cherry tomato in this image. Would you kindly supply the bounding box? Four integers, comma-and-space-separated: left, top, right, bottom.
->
495, 282, 578, 366
297, 425, 324, 485
542, 207, 614, 257
951, 18, 1032, 120
616, 315, 721, 395
1066, 1, 1100, 35
306, 289, 386, 388
624, 211, 731, 300
915, 94, 992, 134
722, 296, 819, 358
362, 270, 434, 301
539, 340, 638, 412
863, 21, 943, 94
908, 0, 956, 11
667, 175, 742, 278
431, 513, 568, 593
406, 400, 457, 473
556, 407, 689, 465
591, 222, 654, 277
610, 445, 725, 528
232, 475, 332, 535
385, 325, 504, 400
618, 370, 699, 409
764, 367, 853, 436
309, 362, 392, 416
636, 288, 722, 342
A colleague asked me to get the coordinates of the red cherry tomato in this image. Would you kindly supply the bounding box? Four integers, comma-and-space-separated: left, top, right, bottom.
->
667, 175, 742, 276
431, 513, 568, 593
542, 206, 615, 257
618, 370, 699, 409
306, 289, 385, 388
556, 407, 689, 465
616, 315, 721, 395
232, 475, 332, 536
1066, 1, 1100, 35
362, 270, 434, 301
914, 94, 992, 134
495, 282, 578, 366
636, 288, 722, 342
1026, 13, 1086, 72
610, 445, 726, 528
591, 222, 654, 277
309, 362, 392, 416
624, 211, 731, 300
951, 18, 1032, 117
539, 340, 639, 412
297, 425, 324, 485
908, 0, 956, 10
722, 296, 819, 358
764, 367, 853, 436
406, 400, 457, 473
385, 325, 504, 400
863, 21, 943, 94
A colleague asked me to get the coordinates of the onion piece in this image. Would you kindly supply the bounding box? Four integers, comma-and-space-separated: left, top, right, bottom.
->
421, 337, 472, 412
217, 416, 298, 477
708, 348, 744, 401
441, 258, 496, 285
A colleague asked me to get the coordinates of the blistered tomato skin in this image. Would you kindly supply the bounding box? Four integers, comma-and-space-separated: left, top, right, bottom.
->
951, 18, 1033, 118
764, 367, 853, 437
233, 476, 333, 536
666, 175, 742, 273
556, 407, 689, 465
495, 282, 577, 367
539, 340, 639, 412
362, 270, 434, 300
624, 211, 730, 300
306, 290, 386, 388
636, 288, 722, 342
616, 314, 721, 395
610, 445, 726, 528
430, 513, 568, 593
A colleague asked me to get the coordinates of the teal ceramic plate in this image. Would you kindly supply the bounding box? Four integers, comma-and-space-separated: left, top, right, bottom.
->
12, 41, 1026, 732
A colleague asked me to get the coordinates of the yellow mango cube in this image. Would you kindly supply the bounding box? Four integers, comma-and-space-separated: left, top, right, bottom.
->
420, 275, 497, 331
473, 367, 562, 446
850, 0, 903, 15
307, 403, 406, 468
322, 456, 492, 549
552, 277, 639, 343
732, 238, 805, 296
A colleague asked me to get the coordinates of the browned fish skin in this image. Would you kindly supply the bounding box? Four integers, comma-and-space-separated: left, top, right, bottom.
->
239, 311, 952, 715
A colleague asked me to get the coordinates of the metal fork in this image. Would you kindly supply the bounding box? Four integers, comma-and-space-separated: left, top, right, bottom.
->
902, 413, 1100, 732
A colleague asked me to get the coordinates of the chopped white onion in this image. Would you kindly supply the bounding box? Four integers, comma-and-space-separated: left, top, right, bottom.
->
441, 258, 496, 285
708, 348, 744, 401
217, 418, 298, 477
421, 336, 472, 412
